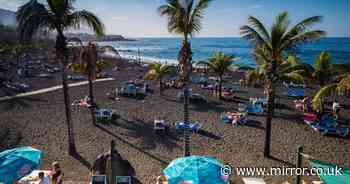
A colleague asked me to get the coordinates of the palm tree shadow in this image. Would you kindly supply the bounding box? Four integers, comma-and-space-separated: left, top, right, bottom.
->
244, 120, 265, 130
275, 102, 293, 111
161, 95, 180, 103
113, 117, 181, 152
70, 151, 92, 169
268, 155, 295, 167
189, 100, 226, 113
197, 130, 221, 140
95, 124, 169, 166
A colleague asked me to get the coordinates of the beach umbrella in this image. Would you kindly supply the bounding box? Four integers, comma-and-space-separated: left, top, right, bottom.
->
163, 155, 227, 184
0, 146, 42, 184
309, 159, 350, 184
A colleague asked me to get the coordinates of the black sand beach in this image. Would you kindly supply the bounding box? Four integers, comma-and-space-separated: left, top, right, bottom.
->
1, 61, 350, 184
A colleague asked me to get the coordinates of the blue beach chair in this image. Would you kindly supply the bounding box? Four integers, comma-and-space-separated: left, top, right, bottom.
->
175, 121, 201, 133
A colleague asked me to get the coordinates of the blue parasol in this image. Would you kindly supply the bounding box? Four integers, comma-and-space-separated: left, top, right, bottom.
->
163, 155, 227, 184
0, 147, 43, 184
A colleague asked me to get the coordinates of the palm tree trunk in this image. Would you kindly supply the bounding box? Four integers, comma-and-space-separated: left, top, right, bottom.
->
264, 80, 275, 157
88, 76, 97, 125
159, 77, 163, 95
182, 36, 191, 157
57, 30, 76, 155
183, 83, 190, 157
219, 75, 223, 99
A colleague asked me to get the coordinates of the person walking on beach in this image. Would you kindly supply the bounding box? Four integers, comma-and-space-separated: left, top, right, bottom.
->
49, 162, 63, 184
332, 100, 341, 119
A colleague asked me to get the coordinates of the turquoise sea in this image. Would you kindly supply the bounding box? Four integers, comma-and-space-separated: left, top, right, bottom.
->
103, 37, 350, 67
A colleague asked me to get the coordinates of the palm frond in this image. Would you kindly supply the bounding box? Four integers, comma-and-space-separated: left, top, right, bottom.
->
336, 74, 350, 94
159, 0, 211, 37
246, 70, 264, 86
206, 51, 236, 76
312, 84, 337, 109
247, 16, 270, 41
145, 62, 176, 80
69, 10, 105, 36
278, 72, 304, 84
240, 25, 268, 46
283, 30, 326, 50
281, 16, 323, 46
17, 0, 53, 41
271, 12, 290, 51
189, 0, 212, 35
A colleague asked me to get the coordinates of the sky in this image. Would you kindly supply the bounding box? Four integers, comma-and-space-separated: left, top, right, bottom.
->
1, 0, 350, 37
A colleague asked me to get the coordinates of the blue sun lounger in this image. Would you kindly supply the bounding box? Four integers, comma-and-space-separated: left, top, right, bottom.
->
247, 103, 264, 114
304, 115, 350, 137
175, 121, 201, 133
288, 87, 305, 97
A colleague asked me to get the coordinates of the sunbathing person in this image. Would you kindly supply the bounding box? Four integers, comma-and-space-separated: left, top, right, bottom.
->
49, 162, 63, 184
25, 172, 50, 184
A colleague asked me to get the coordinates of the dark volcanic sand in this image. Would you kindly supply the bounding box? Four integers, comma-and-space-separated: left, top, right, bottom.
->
1, 63, 350, 184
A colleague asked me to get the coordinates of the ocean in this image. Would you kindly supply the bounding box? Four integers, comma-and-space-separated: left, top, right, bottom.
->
100, 37, 350, 67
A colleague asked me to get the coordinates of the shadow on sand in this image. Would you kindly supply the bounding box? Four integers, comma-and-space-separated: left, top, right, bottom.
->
95, 123, 170, 166
0, 97, 48, 111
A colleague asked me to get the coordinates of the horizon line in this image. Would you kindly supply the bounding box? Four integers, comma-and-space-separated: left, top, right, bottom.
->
125, 36, 350, 39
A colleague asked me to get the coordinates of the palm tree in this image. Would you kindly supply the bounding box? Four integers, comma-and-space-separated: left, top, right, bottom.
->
313, 52, 333, 86
199, 52, 236, 99
313, 51, 350, 87
69, 42, 111, 125
144, 63, 176, 94
158, 0, 212, 156
313, 74, 350, 110
17, 0, 105, 155
240, 12, 325, 157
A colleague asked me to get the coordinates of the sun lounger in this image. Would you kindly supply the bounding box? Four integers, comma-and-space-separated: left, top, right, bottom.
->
175, 121, 201, 133
4, 82, 31, 93
192, 76, 209, 84
242, 177, 266, 184
91, 175, 107, 184
37, 73, 53, 78
115, 176, 131, 184
224, 84, 240, 92
238, 103, 248, 113
118, 82, 147, 97
201, 84, 215, 90
68, 75, 86, 81
154, 120, 169, 133
250, 97, 268, 106
304, 116, 350, 137
95, 109, 114, 122
304, 113, 317, 122
177, 91, 207, 102
287, 87, 305, 97
246, 103, 264, 114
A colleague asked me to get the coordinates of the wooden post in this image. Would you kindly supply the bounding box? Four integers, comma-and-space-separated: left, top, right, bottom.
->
295, 145, 303, 184
111, 140, 116, 184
